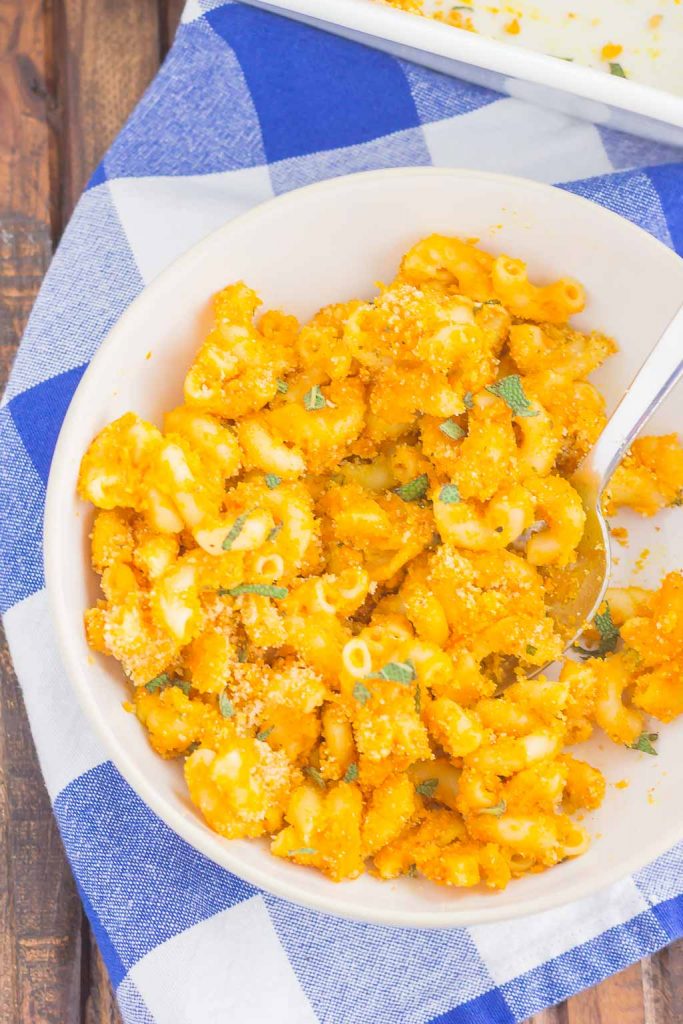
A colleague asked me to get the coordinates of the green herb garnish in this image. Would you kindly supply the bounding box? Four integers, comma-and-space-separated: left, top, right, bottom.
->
478, 799, 507, 816
629, 732, 658, 756
219, 692, 235, 718
526, 644, 537, 656
439, 483, 461, 504
415, 778, 439, 798
288, 847, 317, 856
237, 646, 248, 663
265, 474, 281, 489
439, 418, 466, 440
145, 673, 170, 693
276, 378, 289, 394
145, 674, 189, 696
268, 523, 284, 543
353, 681, 372, 705
394, 473, 429, 503
304, 766, 326, 788
256, 726, 274, 742
369, 660, 416, 685
222, 511, 249, 551
486, 374, 538, 418
225, 583, 288, 599
609, 62, 627, 77
344, 763, 359, 783
463, 391, 474, 409
575, 602, 620, 659
303, 384, 327, 411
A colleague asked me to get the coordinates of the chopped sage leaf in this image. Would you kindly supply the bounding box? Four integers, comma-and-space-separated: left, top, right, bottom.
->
369, 660, 416, 685
268, 523, 284, 543
575, 602, 620, 659
629, 732, 658, 756
344, 763, 359, 784
276, 377, 289, 394
439, 418, 466, 440
394, 473, 429, 503
304, 765, 326, 788
265, 473, 282, 489
288, 847, 317, 856
463, 391, 474, 409
225, 583, 288, 599
219, 692, 235, 718
222, 511, 249, 551
526, 644, 537, 656
353, 681, 372, 705
415, 778, 439, 798
145, 673, 189, 696
256, 726, 274, 742
486, 374, 538, 418
145, 673, 170, 693
609, 62, 627, 77
439, 483, 461, 504
303, 384, 327, 411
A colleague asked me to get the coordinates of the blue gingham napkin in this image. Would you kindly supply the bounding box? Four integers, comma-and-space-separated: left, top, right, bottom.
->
2, 3, 683, 1021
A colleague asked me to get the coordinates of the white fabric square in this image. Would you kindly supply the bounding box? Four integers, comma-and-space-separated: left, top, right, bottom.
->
129, 896, 319, 1024
423, 98, 614, 183
470, 875, 650, 985
109, 166, 274, 284
3, 590, 106, 797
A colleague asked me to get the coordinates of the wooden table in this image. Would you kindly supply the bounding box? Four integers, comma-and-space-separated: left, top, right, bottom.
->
0, 2, 681, 1021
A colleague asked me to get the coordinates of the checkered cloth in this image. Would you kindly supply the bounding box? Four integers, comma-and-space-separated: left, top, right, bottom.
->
2, 2, 683, 1021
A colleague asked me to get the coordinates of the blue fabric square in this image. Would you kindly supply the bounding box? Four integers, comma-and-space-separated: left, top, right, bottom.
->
560, 168, 673, 249
647, 164, 683, 256
87, 162, 108, 190
104, 19, 267, 179
10, 365, 87, 486
400, 60, 500, 122
266, 894, 494, 1024
652, 894, 683, 940
206, 4, 420, 162
0, 411, 46, 613
5, 186, 143, 402
428, 989, 515, 1024
54, 762, 257, 974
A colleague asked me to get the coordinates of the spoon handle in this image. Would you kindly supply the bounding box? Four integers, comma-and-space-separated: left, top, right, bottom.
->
580, 305, 683, 493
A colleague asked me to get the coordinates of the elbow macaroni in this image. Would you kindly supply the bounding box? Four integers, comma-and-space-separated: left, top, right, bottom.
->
78, 234, 683, 892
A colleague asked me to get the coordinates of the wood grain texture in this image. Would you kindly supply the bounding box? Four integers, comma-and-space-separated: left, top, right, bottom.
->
0, 3, 83, 1022
54, 0, 161, 222
2, 0, 683, 1021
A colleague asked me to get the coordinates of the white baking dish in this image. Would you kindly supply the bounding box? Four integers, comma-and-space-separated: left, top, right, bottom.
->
244, 0, 683, 146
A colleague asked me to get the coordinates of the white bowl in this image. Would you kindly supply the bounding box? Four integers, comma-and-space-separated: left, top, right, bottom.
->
45, 168, 683, 928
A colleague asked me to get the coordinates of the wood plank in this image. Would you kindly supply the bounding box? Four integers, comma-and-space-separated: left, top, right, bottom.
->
528, 1005, 567, 1023
565, 961, 645, 1024
83, 931, 121, 1024
642, 943, 683, 1024
52, 1, 163, 1018
54, 0, 161, 222
0, 2, 83, 1022
160, 0, 186, 56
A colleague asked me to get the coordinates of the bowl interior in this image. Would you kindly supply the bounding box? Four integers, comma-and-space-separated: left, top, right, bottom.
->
45, 168, 683, 927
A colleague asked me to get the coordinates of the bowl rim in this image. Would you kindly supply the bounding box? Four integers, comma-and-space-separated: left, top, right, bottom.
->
44, 166, 683, 928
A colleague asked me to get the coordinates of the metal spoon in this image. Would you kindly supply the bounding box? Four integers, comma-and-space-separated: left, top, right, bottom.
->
547, 304, 683, 652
